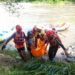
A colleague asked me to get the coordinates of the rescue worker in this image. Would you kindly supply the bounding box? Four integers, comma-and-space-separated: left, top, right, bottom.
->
46, 30, 69, 61
1, 25, 27, 61
26, 31, 34, 57
26, 26, 41, 57
32, 25, 41, 48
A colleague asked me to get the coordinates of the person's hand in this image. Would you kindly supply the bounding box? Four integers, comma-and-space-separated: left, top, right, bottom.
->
1, 45, 6, 50
64, 50, 70, 57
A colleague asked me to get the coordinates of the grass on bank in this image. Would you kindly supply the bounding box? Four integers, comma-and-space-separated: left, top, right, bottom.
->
0, 49, 19, 58
0, 49, 75, 75
2, 58, 75, 75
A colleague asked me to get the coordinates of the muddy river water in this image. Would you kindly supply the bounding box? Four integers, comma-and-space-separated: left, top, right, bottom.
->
0, 3, 75, 60
3, 3, 75, 47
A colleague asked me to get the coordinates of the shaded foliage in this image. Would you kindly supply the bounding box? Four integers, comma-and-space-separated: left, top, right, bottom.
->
0, 0, 75, 3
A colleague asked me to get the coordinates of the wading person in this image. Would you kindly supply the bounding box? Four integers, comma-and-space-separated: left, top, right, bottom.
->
26, 26, 41, 58
26, 31, 34, 57
1, 25, 27, 61
46, 30, 69, 61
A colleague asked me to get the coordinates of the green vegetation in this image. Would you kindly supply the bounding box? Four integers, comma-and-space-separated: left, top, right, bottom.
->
0, 50, 75, 75
0, 49, 19, 58
1, 58, 75, 75
0, 0, 75, 4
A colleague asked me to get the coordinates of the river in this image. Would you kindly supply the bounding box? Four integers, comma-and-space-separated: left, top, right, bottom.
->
0, 3, 75, 60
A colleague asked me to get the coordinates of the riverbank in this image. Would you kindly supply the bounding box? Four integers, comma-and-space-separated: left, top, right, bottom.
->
0, 50, 75, 75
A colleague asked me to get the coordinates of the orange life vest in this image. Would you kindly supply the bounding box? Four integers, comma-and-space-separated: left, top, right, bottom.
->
14, 32, 25, 48
31, 39, 47, 57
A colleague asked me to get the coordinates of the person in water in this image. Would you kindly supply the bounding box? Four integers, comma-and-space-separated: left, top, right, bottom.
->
46, 30, 69, 61
2, 25, 27, 61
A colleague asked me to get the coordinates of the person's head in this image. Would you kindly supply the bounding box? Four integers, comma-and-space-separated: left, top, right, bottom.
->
40, 31, 46, 40
46, 30, 55, 40
52, 28, 56, 30
32, 25, 38, 36
16, 25, 22, 33
27, 31, 33, 38
33, 25, 37, 31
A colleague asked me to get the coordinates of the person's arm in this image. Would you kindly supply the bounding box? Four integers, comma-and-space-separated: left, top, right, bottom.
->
1, 33, 15, 50
23, 32, 28, 44
54, 37, 69, 57
5, 33, 15, 44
